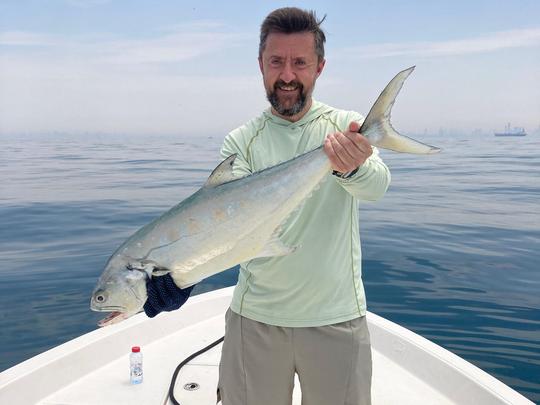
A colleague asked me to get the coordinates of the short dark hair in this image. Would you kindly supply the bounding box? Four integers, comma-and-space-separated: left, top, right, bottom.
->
259, 7, 327, 61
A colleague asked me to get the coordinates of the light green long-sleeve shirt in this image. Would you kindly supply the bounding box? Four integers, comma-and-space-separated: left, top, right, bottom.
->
220, 100, 391, 327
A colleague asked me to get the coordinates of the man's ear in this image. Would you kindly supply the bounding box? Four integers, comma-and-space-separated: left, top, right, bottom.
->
316, 58, 326, 78
258, 56, 264, 75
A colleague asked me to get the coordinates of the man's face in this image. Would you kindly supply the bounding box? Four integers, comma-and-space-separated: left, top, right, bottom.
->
259, 32, 325, 121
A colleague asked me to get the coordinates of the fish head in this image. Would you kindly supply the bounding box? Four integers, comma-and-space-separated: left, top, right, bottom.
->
90, 255, 148, 327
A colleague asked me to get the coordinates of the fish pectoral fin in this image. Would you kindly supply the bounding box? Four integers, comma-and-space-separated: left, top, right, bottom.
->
204, 154, 238, 187
255, 237, 298, 258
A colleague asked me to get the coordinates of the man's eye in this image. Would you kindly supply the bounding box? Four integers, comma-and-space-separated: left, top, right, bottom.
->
270, 59, 282, 66
295, 60, 307, 67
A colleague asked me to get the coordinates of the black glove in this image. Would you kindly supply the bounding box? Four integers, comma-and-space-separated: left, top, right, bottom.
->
143, 273, 195, 318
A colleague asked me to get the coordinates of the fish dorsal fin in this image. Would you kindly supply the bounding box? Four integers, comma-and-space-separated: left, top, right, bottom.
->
205, 154, 238, 187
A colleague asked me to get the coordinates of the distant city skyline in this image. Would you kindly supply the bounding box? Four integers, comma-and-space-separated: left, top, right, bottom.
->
1, 1, 539, 137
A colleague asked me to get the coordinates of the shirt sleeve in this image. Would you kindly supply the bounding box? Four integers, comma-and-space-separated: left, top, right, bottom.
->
334, 146, 391, 201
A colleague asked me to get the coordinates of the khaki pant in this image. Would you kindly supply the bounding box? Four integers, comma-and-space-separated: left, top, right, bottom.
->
218, 309, 372, 405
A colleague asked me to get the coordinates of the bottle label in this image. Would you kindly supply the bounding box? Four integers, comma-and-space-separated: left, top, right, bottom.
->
131, 365, 143, 383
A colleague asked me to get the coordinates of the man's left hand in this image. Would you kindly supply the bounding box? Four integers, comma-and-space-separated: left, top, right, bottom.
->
144, 274, 194, 318
324, 121, 372, 174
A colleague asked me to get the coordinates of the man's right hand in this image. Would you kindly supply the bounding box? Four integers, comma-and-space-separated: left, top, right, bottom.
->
324, 121, 373, 174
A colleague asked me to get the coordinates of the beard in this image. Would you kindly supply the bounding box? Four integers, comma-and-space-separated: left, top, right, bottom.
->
266, 80, 308, 117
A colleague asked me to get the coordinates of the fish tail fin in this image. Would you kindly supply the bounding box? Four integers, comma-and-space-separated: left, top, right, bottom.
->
360, 66, 441, 154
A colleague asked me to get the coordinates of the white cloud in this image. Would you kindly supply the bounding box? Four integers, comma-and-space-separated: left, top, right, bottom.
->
339, 28, 540, 59
0, 31, 57, 46
99, 31, 247, 65
0, 23, 259, 135
0, 23, 249, 65
1, 25, 538, 135
64, 0, 112, 8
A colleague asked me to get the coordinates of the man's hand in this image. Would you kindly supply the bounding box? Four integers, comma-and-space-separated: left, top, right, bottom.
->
144, 274, 194, 318
324, 121, 372, 174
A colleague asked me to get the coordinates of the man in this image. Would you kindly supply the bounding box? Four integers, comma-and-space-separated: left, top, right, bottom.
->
145, 7, 390, 405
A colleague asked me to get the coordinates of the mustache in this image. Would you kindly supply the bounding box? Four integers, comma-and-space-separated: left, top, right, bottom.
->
273, 80, 303, 91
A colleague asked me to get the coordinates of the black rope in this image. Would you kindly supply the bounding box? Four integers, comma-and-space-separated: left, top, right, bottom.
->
168, 335, 225, 405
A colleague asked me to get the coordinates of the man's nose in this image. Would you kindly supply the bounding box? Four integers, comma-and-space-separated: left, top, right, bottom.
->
279, 61, 296, 83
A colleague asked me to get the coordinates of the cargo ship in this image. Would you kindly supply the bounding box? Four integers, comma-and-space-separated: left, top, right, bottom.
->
495, 123, 527, 136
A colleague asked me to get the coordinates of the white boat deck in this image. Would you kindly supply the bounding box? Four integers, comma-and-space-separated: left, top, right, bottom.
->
0, 287, 532, 405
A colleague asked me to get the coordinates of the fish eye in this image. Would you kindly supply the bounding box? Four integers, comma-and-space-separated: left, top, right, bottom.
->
94, 291, 107, 303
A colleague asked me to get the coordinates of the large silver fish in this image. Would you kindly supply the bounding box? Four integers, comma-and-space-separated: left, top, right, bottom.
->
90, 66, 440, 326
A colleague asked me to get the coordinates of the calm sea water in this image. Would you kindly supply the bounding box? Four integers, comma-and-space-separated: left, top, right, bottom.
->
0, 133, 538, 402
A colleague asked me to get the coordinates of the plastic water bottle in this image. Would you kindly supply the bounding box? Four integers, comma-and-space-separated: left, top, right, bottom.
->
130, 346, 143, 384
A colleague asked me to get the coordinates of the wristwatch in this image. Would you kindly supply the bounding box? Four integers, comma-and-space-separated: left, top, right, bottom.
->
332, 167, 359, 179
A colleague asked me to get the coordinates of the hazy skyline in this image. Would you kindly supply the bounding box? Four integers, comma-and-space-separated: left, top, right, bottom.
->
1, 0, 539, 137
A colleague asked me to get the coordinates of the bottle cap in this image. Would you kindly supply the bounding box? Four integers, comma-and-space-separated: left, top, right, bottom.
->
132, 346, 140, 353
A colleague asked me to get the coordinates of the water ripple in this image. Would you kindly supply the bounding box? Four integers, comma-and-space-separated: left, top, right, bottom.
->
0, 133, 539, 402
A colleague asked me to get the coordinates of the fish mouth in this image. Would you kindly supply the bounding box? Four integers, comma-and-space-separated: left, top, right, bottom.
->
91, 305, 130, 327
97, 311, 130, 327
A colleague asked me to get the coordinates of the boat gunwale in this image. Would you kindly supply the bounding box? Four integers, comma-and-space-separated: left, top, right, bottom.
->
0, 287, 533, 404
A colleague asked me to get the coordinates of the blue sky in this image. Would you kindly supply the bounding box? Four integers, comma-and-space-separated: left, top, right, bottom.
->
1, 0, 539, 136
